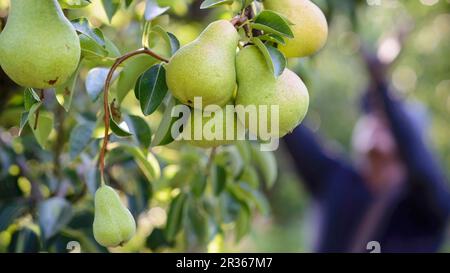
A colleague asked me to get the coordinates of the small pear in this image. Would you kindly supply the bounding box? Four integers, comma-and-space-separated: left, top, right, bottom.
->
235, 46, 309, 138
165, 20, 239, 109
182, 106, 246, 148
264, 0, 328, 58
0, 0, 81, 88
93, 185, 136, 248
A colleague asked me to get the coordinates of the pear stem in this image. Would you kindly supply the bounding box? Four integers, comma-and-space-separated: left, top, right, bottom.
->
99, 48, 169, 183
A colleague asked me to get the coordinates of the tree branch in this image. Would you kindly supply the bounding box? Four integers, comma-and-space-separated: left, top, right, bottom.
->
98, 48, 169, 182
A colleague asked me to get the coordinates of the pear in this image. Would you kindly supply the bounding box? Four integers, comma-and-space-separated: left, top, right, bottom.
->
165, 20, 239, 109
93, 185, 136, 248
264, 0, 328, 58
182, 106, 246, 148
0, 0, 81, 89
235, 46, 309, 138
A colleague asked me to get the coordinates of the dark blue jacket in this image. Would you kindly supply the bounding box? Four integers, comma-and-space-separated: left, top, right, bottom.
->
284, 86, 450, 252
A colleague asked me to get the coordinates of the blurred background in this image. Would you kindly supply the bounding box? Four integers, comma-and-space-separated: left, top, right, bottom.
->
0, 0, 449, 252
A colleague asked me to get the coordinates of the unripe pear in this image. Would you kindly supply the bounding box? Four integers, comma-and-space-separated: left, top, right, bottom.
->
93, 185, 136, 248
0, 0, 81, 88
264, 0, 328, 58
235, 46, 309, 138
182, 106, 246, 148
165, 20, 239, 109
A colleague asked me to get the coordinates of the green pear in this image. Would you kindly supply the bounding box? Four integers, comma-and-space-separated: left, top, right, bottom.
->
182, 106, 246, 148
0, 0, 81, 89
235, 46, 309, 138
165, 20, 239, 109
93, 185, 136, 248
264, 0, 328, 58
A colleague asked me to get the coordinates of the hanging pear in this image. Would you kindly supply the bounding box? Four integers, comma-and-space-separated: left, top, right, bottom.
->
264, 0, 328, 58
165, 20, 239, 109
0, 0, 81, 89
235, 46, 309, 138
93, 185, 136, 248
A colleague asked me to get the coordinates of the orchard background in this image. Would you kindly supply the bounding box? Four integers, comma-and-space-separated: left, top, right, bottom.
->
0, 0, 449, 252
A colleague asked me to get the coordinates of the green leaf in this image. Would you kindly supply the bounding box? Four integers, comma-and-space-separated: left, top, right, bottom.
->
24, 88, 40, 111
252, 37, 286, 77
125, 115, 152, 149
109, 117, 132, 137
19, 102, 42, 136
235, 182, 269, 215
38, 197, 73, 240
58, 0, 91, 9
146, 25, 180, 57
71, 18, 105, 47
238, 166, 259, 189
29, 112, 54, 149
191, 174, 207, 198
147, 228, 174, 250
69, 122, 95, 160
235, 142, 251, 165
167, 32, 180, 55
200, 0, 234, 9
144, 0, 170, 21
252, 10, 294, 38
116, 55, 157, 104
151, 95, 181, 147
251, 146, 278, 189
187, 201, 209, 244
223, 146, 245, 178
235, 203, 251, 242
212, 165, 227, 196
0, 201, 27, 232
164, 193, 188, 241
8, 227, 40, 253
124, 0, 133, 8
135, 64, 168, 116
258, 33, 286, 45
116, 143, 161, 182
79, 34, 109, 60
101, 0, 120, 23
56, 63, 81, 111
85, 67, 119, 102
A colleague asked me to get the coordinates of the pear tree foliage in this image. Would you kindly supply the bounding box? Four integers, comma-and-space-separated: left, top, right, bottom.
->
0, 0, 330, 252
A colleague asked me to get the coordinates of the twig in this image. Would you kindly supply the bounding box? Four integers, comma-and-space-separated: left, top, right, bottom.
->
33, 89, 44, 130
98, 48, 169, 182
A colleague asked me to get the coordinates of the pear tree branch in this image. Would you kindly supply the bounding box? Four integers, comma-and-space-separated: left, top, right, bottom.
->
99, 48, 169, 182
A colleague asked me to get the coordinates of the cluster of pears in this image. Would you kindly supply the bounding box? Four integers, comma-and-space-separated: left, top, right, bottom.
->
165, 0, 327, 148
0, 0, 80, 89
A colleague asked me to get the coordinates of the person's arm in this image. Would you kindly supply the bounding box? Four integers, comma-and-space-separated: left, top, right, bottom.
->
376, 83, 450, 219
283, 124, 342, 198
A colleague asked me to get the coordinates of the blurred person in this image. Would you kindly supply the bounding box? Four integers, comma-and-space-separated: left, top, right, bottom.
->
283, 56, 450, 253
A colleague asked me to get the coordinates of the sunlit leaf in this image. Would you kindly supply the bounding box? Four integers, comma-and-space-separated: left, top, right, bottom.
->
144, 0, 170, 21
200, 0, 234, 9
29, 112, 54, 149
